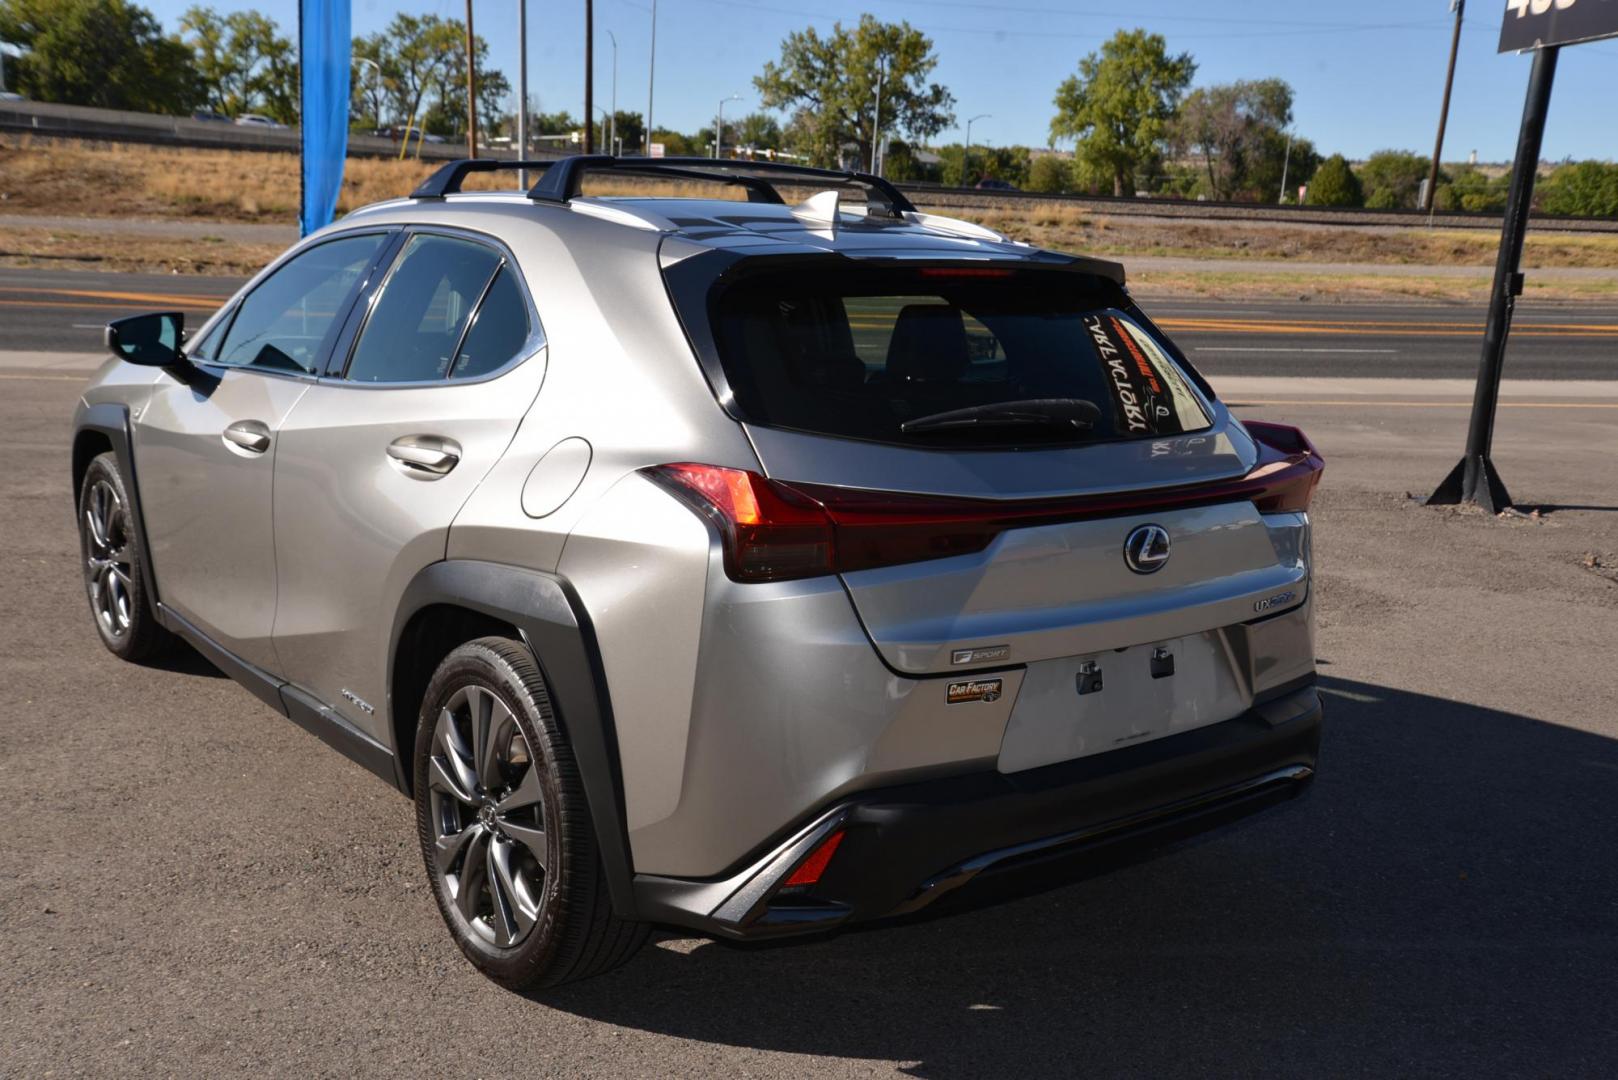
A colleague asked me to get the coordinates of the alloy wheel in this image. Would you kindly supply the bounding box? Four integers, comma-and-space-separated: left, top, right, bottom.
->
427, 684, 550, 948
84, 478, 135, 638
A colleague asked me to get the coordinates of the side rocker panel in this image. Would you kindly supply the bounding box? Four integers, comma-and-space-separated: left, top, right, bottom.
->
391, 560, 636, 919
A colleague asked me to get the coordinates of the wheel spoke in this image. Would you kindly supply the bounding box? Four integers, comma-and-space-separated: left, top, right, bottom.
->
467, 686, 502, 788
434, 822, 478, 876
489, 839, 537, 941
429, 755, 476, 808
431, 708, 479, 803
453, 827, 491, 923
485, 839, 519, 945
499, 819, 547, 873
496, 763, 544, 813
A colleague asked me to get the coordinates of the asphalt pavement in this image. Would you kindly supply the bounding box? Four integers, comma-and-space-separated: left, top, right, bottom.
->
3, 359, 1617, 1076
3, 267, 1617, 380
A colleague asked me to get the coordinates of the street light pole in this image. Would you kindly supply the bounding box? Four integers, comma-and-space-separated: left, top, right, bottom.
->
644, 0, 657, 154
1278, 130, 1293, 205
870, 56, 885, 175
584, 0, 594, 154
715, 93, 739, 159
1424, 0, 1466, 213
517, 0, 528, 184
963, 113, 989, 186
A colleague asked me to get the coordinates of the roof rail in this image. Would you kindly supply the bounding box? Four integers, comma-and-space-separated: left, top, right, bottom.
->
412, 158, 557, 199
524, 156, 917, 218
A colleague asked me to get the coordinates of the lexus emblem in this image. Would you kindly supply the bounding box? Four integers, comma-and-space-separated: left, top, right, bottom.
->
1123, 524, 1171, 574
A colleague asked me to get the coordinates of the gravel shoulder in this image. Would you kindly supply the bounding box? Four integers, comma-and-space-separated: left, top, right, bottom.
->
2, 372, 1616, 1077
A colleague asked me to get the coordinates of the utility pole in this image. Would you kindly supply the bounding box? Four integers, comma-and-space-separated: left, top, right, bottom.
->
715, 93, 739, 159
1424, 0, 1465, 213
464, 0, 479, 158
645, 0, 657, 154
606, 29, 617, 157
584, 0, 595, 153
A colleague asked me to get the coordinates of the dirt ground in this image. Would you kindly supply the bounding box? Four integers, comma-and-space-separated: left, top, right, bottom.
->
1, 364, 1615, 1077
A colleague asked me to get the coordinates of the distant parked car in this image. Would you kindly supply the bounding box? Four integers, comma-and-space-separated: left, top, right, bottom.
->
192, 109, 231, 123
974, 177, 1020, 192
0, 91, 26, 103
235, 114, 287, 130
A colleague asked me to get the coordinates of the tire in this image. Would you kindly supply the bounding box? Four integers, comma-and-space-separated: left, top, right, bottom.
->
77, 451, 174, 663
413, 636, 648, 989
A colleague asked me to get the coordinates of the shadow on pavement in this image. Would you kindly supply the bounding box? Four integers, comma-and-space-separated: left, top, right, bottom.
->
540, 676, 1618, 1077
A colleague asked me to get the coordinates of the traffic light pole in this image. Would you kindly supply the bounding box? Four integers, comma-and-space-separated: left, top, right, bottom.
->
1428, 44, 1558, 515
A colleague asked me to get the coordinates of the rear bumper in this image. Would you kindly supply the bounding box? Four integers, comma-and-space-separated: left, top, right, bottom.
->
633, 680, 1322, 939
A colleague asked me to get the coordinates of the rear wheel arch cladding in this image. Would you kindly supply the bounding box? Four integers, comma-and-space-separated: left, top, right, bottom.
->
389, 559, 639, 916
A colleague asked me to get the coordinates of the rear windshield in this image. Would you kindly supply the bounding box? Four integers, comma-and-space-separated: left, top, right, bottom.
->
708, 267, 1211, 447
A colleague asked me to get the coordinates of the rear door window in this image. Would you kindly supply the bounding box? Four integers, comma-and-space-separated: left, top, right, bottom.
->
708, 267, 1210, 447
344, 234, 505, 383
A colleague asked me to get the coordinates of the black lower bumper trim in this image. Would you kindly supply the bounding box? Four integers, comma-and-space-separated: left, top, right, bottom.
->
635, 684, 1321, 939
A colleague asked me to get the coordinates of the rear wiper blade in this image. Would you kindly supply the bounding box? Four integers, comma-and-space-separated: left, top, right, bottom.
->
900, 398, 1102, 435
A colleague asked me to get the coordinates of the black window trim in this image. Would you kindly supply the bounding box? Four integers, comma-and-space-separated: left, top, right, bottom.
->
193, 226, 401, 382
326, 224, 545, 389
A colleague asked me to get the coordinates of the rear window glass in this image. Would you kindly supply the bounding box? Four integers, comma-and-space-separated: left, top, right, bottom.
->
708, 268, 1209, 447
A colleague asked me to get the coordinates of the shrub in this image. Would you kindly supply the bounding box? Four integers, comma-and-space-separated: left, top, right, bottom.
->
1026, 154, 1072, 194
1307, 154, 1363, 207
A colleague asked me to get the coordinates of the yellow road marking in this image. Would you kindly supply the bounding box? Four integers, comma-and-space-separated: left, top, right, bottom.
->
0, 373, 93, 381
0, 286, 229, 305
0, 297, 218, 312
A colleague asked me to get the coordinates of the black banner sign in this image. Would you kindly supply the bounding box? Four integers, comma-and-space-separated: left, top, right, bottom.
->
1499, 0, 1618, 52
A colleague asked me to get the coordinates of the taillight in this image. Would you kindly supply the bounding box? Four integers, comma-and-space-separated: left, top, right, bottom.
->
644, 463, 835, 582
1240, 421, 1325, 514
644, 427, 1321, 583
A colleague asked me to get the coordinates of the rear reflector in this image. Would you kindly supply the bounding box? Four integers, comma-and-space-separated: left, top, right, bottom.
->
783, 829, 846, 888
643, 423, 1321, 583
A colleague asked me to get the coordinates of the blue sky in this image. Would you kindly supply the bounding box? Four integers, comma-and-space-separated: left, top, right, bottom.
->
146, 0, 1617, 162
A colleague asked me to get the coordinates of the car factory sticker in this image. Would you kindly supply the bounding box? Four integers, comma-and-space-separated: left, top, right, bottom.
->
947, 678, 1004, 705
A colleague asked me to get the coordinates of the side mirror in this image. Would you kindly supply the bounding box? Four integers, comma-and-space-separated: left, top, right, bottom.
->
105, 312, 186, 367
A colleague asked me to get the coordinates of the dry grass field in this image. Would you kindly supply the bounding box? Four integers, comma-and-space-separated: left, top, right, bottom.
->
2, 137, 1616, 293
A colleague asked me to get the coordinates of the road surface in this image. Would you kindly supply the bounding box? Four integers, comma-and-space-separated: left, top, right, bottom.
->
3, 268, 1615, 380
4, 364, 1617, 1076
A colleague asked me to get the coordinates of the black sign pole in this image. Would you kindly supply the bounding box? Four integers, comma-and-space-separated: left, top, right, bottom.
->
1428, 44, 1559, 514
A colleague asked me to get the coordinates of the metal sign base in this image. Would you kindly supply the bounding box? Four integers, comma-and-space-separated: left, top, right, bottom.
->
1426, 45, 1559, 515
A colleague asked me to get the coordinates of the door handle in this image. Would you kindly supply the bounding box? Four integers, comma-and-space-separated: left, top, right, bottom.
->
387, 435, 461, 479
222, 420, 272, 455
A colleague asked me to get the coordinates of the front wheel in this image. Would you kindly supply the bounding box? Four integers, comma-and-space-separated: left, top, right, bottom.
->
413, 637, 648, 989
77, 451, 172, 662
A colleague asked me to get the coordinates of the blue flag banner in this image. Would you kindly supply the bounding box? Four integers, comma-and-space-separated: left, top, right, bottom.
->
299, 0, 351, 236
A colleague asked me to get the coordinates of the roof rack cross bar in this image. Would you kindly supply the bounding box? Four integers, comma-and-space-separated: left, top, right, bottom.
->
524, 156, 916, 217
412, 159, 557, 199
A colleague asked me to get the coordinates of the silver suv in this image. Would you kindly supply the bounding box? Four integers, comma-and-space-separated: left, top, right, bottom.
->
71, 157, 1324, 989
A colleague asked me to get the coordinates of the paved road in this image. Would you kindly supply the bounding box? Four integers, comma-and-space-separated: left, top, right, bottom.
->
3, 363, 1618, 1076
4, 268, 1616, 380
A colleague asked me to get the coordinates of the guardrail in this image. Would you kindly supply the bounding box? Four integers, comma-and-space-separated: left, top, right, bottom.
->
3, 99, 1614, 233
0, 99, 567, 162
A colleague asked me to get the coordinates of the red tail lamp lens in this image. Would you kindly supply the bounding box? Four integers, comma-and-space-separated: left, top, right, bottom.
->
645, 463, 835, 583
783, 829, 846, 888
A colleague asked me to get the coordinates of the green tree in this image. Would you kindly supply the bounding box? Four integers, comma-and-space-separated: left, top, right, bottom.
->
1308, 154, 1363, 207
1538, 161, 1618, 217
180, 7, 296, 122
1027, 153, 1073, 194
1049, 28, 1195, 197
1358, 150, 1433, 210
755, 15, 955, 170
360, 14, 462, 133
733, 111, 783, 151
0, 0, 201, 113
1173, 78, 1301, 201
1434, 165, 1509, 212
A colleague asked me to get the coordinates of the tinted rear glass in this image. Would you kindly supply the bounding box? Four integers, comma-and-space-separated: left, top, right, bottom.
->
709, 268, 1210, 447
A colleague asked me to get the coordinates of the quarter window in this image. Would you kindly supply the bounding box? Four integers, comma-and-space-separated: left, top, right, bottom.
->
450, 267, 531, 380
346, 234, 510, 383
215, 233, 387, 374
